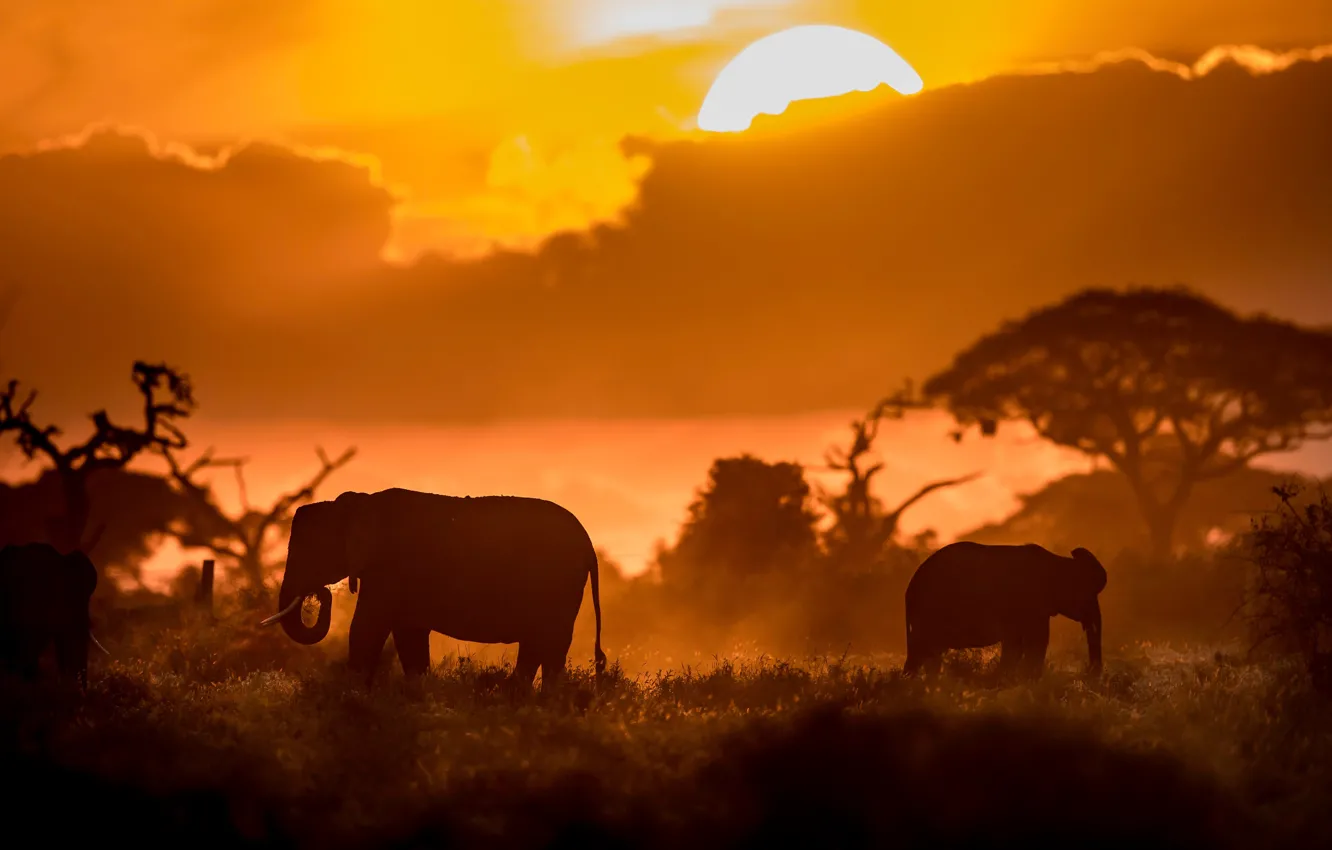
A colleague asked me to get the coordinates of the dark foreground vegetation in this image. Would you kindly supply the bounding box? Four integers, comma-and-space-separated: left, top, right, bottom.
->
3, 633, 1330, 850
4, 285, 1332, 848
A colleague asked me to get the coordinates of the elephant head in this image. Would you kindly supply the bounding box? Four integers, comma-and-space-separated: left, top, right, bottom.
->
261, 491, 378, 644
1047, 547, 1107, 674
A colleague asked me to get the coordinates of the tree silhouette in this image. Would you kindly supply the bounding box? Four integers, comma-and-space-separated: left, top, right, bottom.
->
959, 441, 1326, 558
0, 468, 194, 585
0, 361, 195, 553
817, 398, 979, 574
163, 445, 356, 605
923, 287, 1332, 561
656, 454, 822, 590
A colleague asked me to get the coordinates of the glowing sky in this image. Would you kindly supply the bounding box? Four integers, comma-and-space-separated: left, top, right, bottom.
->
3, 0, 1328, 257
2, 1, 1330, 586
697, 25, 923, 132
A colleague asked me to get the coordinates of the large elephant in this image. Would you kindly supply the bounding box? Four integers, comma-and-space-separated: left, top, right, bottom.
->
902, 542, 1106, 680
0, 542, 104, 688
261, 489, 606, 689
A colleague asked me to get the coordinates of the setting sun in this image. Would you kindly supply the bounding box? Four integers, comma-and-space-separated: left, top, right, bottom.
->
697, 25, 924, 132
4, 3, 1332, 843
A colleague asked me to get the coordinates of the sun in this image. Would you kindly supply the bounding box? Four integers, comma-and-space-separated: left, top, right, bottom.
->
697, 25, 924, 132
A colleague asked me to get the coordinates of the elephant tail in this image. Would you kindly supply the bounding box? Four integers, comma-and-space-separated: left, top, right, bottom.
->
590, 552, 607, 677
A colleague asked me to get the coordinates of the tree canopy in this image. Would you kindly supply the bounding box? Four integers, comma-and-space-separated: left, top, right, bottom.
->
923, 287, 1332, 560
656, 454, 822, 590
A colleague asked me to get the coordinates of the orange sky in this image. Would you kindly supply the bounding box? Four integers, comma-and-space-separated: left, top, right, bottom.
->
4, 0, 1330, 256
2, 1, 1331, 585
6, 411, 1330, 584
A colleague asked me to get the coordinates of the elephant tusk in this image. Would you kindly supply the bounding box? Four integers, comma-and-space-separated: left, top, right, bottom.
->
90, 631, 111, 656
260, 595, 305, 627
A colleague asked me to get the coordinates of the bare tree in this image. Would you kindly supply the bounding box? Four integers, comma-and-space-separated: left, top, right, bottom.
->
0, 361, 195, 553
817, 394, 979, 572
0, 284, 22, 467
163, 444, 356, 604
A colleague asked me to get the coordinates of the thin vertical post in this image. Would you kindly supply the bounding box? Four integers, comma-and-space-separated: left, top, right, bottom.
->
197, 559, 215, 612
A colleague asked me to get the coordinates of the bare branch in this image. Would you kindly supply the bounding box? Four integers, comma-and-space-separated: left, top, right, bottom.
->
882, 471, 984, 530
161, 443, 356, 601
0, 362, 196, 549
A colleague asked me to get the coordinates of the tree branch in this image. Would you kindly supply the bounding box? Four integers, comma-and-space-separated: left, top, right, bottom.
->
0, 362, 196, 549
161, 444, 356, 599
882, 471, 983, 531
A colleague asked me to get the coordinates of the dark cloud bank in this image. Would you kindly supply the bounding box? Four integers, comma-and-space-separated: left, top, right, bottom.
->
1, 54, 1329, 425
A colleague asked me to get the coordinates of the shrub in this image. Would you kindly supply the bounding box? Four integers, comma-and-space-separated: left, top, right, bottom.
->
1243, 483, 1332, 691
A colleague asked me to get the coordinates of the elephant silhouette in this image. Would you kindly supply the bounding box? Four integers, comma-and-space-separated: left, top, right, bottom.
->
0, 541, 104, 689
903, 542, 1106, 680
262, 488, 606, 690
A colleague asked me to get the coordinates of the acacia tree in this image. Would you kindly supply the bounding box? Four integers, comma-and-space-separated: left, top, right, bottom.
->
923, 286, 1332, 562
817, 397, 979, 574
0, 361, 195, 553
162, 445, 356, 605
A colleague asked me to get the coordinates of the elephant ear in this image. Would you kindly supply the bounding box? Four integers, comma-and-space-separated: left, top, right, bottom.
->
338, 492, 382, 583
1071, 547, 1108, 594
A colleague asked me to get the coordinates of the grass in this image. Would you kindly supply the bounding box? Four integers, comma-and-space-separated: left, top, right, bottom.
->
4, 609, 1332, 849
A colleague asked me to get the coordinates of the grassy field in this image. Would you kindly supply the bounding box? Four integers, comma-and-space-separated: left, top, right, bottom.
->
4, 608, 1331, 850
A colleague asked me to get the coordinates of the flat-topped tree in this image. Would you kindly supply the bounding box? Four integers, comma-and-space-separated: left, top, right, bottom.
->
923, 286, 1332, 563
0, 361, 195, 554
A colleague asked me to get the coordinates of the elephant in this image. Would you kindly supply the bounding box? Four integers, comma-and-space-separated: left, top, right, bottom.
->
902, 542, 1106, 680
261, 488, 606, 690
0, 542, 106, 689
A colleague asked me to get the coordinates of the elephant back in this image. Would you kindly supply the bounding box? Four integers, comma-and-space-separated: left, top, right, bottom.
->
359, 489, 595, 570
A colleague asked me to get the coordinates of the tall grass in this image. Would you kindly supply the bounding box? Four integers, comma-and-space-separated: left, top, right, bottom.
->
4, 608, 1330, 849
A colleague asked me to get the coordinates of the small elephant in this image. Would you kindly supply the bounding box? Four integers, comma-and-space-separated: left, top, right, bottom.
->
0, 542, 103, 689
903, 542, 1106, 680
262, 489, 606, 690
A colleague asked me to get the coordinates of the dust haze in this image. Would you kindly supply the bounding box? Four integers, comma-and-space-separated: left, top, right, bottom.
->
3, 9, 1332, 849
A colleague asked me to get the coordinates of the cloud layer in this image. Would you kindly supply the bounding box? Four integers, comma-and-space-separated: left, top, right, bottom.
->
1, 52, 1329, 428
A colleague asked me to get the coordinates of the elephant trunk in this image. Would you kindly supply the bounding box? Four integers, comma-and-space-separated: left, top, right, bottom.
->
271, 582, 333, 645
1084, 598, 1103, 675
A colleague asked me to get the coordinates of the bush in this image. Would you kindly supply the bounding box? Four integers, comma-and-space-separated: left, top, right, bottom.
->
1244, 483, 1332, 691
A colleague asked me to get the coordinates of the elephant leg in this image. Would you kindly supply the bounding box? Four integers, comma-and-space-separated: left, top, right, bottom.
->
921, 649, 944, 677
508, 642, 540, 695
905, 621, 945, 678
996, 632, 1023, 679
903, 624, 923, 676
538, 631, 575, 692
348, 609, 392, 688
904, 641, 942, 678
392, 626, 431, 679
902, 652, 921, 677
921, 652, 943, 679
1018, 617, 1050, 681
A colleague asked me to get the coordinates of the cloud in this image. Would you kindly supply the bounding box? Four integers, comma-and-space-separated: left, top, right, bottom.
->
1010, 43, 1332, 81
386, 133, 655, 261
0, 124, 394, 419
0, 53, 1329, 429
